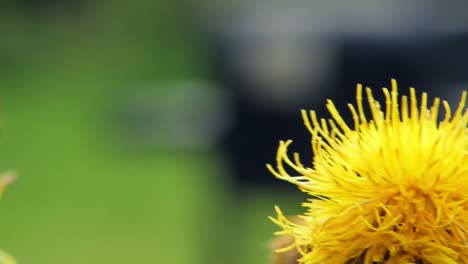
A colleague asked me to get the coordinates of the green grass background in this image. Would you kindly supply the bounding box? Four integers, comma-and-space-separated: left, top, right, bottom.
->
0, 2, 305, 263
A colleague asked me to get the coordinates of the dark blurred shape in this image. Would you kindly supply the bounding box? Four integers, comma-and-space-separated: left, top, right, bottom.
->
205, 3, 468, 189
5, 0, 87, 16
114, 81, 233, 151
209, 10, 335, 189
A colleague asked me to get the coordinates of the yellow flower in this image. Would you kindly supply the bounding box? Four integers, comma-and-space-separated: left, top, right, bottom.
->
0, 172, 16, 264
0, 250, 15, 264
0, 172, 16, 197
268, 79, 468, 264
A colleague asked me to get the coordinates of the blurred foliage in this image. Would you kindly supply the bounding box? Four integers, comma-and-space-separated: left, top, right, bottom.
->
0, 0, 304, 263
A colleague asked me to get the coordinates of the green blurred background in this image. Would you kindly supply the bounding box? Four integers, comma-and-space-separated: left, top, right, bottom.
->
1, 0, 467, 263
0, 1, 305, 263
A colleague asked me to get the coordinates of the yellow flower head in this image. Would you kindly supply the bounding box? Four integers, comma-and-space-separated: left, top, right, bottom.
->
268, 80, 468, 264
0, 250, 15, 264
0, 172, 16, 264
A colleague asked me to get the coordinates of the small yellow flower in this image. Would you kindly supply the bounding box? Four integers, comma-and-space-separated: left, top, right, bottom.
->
0, 250, 15, 264
268, 79, 468, 264
0, 172, 16, 264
